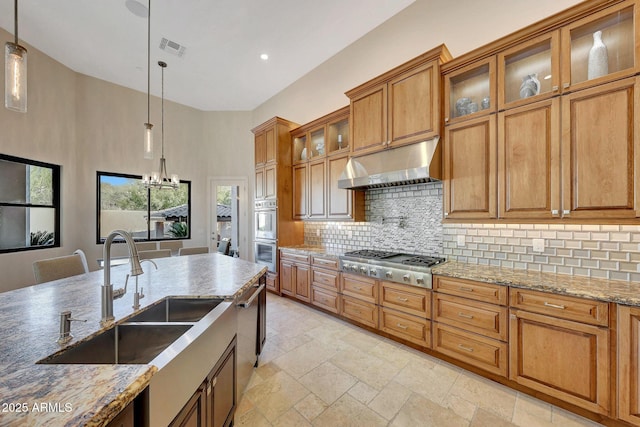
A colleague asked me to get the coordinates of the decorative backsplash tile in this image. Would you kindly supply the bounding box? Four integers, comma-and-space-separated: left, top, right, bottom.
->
303, 181, 640, 283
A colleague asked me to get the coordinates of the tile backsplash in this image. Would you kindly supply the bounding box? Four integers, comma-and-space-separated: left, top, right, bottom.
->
303, 181, 640, 283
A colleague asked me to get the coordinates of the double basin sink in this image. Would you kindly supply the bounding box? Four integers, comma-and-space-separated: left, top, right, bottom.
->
39, 297, 224, 365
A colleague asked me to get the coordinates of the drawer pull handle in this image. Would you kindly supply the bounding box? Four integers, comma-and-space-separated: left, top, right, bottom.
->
458, 344, 474, 352
396, 297, 409, 302
543, 302, 566, 310
396, 323, 408, 330
457, 312, 474, 319
354, 286, 363, 291
459, 287, 474, 292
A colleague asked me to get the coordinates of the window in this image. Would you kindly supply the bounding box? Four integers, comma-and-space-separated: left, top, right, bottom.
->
97, 171, 191, 243
0, 154, 61, 253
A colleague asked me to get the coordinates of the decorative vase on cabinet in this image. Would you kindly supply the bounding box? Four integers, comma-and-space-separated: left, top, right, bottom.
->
519, 73, 540, 99
587, 30, 608, 80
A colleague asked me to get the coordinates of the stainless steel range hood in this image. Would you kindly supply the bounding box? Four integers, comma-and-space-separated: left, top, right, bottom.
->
338, 136, 440, 190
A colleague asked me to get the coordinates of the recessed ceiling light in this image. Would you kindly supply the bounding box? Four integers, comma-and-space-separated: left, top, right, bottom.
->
125, 0, 148, 18
260, 53, 269, 61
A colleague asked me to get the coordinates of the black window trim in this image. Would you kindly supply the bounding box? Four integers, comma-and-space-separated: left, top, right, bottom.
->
0, 153, 61, 254
96, 171, 192, 244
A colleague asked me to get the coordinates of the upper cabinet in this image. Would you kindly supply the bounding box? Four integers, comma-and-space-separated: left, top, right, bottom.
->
443, 0, 640, 222
291, 107, 364, 221
561, 0, 639, 93
347, 45, 452, 155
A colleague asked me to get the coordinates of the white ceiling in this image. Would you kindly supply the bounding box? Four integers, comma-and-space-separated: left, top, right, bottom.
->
0, 0, 415, 111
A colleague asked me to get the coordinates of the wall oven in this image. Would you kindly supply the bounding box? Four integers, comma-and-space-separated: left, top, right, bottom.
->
254, 238, 277, 272
255, 200, 277, 240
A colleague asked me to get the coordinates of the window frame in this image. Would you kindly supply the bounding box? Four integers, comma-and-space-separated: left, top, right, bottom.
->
0, 153, 61, 254
96, 171, 192, 244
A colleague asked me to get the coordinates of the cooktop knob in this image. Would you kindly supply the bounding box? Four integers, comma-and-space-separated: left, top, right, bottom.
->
370, 268, 379, 277
385, 271, 393, 278
403, 274, 411, 282
416, 276, 425, 285
359, 266, 368, 274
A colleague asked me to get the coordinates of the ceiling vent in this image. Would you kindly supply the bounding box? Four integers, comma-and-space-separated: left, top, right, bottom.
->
160, 38, 186, 57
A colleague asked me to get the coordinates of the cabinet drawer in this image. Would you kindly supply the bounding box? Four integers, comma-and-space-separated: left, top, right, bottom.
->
510, 288, 609, 326
312, 255, 339, 270
433, 322, 508, 377
433, 293, 508, 341
266, 272, 279, 293
342, 295, 378, 328
434, 276, 507, 305
380, 307, 431, 348
280, 251, 310, 264
380, 281, 431, 318
311, 286, 340, 314
342, 274, 378, 304
312, 267, 339, 291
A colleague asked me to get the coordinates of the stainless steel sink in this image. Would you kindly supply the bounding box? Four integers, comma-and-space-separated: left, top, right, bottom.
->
127, 297, 224, 322
38, 323, 193, 365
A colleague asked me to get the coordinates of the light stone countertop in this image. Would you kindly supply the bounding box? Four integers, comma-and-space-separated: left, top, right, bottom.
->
0, 253, 266, 427
279, 245, 342, 258
433, 261, 640, 306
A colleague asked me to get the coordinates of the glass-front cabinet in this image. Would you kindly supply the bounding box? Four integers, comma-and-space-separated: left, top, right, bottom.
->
498, 32, 560, 109
444, 57, 495, 125
561, 0, 639, 92
327, 117, 349, 154
292, 134, 307, 164
309, 127, 326, 159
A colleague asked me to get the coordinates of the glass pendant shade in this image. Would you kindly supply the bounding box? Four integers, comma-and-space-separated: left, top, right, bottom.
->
5, 42, 27, 113
143, 123, 153, 159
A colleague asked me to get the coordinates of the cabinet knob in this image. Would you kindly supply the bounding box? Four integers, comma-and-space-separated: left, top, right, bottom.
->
444, 212, 449, 217
445, 117, 449, 123
562, 210, 570, 216
382, 141, 387, 146
552, 85, 559, 92
563, 82, 570, 89
551, 209, 559, 216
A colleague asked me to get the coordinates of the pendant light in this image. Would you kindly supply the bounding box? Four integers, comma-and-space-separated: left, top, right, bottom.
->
5, 0, 27, 113
143, 61, 179, 190
143, 0, 153, 159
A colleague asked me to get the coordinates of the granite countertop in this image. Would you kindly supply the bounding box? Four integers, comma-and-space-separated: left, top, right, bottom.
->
433, 260, 640, 306
0, 253, 266, 427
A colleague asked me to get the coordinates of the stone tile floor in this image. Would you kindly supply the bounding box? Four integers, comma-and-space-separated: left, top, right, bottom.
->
236, 293, 603, 427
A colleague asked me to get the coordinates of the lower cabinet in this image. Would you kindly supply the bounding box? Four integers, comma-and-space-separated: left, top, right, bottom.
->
310, 257, 341, 314
618, 305, 640, 426
509, 290, 610, 415
279, 254, 310, 303
265, 271, 279, 294
379, 281, 431, 347
170, 338, 237, 427
341, 274, 379, 328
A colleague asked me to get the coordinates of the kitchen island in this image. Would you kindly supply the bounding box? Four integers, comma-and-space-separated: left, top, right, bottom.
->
0, 253, 266, 427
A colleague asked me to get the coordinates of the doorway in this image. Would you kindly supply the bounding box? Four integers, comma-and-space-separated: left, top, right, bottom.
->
209, 177, 248, 259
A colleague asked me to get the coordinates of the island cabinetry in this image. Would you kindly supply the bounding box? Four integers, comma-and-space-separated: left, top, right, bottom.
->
379, 281, 431, 348
341, 273, 378, 328
443, 114, 497, 220
432, 276, 508, 377
279, 251, 310, 303
292, 107, 364, 221
310, 255, 341, 314
509, 289, 610, 415
618, 304, 640, 426
347, 45, 451, 155
170, 338, 237, 427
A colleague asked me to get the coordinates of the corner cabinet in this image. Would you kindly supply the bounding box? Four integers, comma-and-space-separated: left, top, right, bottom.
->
291, 107, 364, 221
347, 45, 452, 155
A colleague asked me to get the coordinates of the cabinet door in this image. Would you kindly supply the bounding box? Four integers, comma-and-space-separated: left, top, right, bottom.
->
264, 164, 277, 199
255, 132, 266, 166
265, 127, 276, 164
327, 155, 352, 219
169, 384, 206, 427
308, 159, 326, 219
266, 271, 279, 294
254, 168, 264, 200
618, 305, 640, 426
444, 115, 497, 219
388, 60, 439, 147
561, 76, 640, 219
279, 260, 294, 296
295, 263, 311, 303
292, 164, 307, 220
509, 309, 610, 415
498, 98, 560, 219
207, 345, 236, 427
351, 84, 388, 153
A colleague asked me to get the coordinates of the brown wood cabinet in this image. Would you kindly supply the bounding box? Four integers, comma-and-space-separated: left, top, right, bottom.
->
509, 291, 610, 415
291, 107, 364, 221
341, 273, 379, 328
443, 115, 497, 219
432, 276, 508, 376
310, 255, 341, 314
347, 45, 451, 155
279, 251, 310, 303
379, 281, 431, 347
618, 304, 640, 426
265, 271, 278, 294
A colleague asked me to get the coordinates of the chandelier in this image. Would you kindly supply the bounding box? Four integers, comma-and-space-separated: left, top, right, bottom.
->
143, 61, 179, 190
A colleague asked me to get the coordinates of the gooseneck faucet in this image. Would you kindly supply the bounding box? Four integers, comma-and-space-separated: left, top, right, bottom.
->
102, 230, 144, 325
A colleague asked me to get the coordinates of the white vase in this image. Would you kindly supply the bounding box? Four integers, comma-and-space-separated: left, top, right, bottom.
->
588, 30, 608, 80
